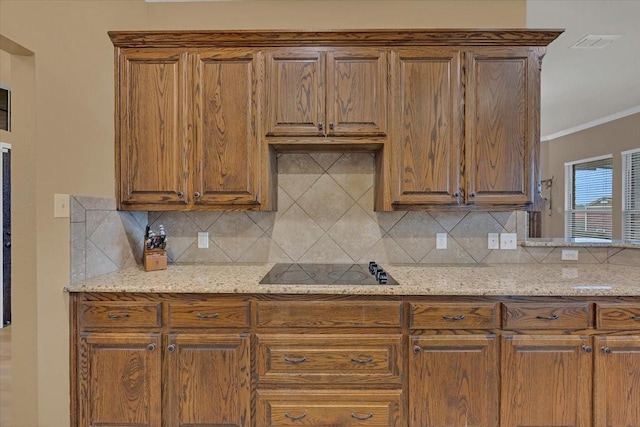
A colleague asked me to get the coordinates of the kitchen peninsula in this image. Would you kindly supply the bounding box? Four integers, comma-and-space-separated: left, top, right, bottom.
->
67, 262, 640, 427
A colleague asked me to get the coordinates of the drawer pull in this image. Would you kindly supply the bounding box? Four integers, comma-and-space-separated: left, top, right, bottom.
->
284, 412, 307, 421
535, 314, 559, 321
631, 315, 640, 321
602, 346, 612, 355
284, 356, 307, 364
442, 314, 466, 321
581, 345, 592, 353
413, 345, 421, 355
350, 356, 374, 365
167, 344, 176, 352
107, 313, 130, 319
351, 413, 374, 421
147, 343, 156, 352
196, 312, 219, 319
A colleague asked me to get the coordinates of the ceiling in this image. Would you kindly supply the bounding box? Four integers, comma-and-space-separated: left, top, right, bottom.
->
527, 0, 640, 140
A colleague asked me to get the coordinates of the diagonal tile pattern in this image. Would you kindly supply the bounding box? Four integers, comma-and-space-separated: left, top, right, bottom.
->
70, 154, 640, 284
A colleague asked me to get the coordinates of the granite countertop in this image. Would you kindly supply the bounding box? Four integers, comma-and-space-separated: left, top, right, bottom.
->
64, 263, 640, 296
523, 238, 640, 248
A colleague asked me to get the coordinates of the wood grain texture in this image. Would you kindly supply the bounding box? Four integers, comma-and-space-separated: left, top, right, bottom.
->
108, 29, 563, 48
593, 335, 640, 426
596, 303, 640, 330
164, 333, 250, 427
167, 301, 250, 327
502, 302, 590, 330
80, 301, 162, 328
256, 389, 403, 427
500, 334, 592, 427
410, 302, 498, 329
410, 334, 498, 427
256, 334, 402, 385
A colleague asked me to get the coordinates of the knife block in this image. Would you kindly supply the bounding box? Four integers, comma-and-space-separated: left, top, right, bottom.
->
143, 247, 167, 271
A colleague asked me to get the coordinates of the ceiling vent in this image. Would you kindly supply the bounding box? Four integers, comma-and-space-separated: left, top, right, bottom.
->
570, 35, 622, 49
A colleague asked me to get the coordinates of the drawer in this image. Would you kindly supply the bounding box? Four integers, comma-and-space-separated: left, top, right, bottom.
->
167, 301, 250, 327
80, 301, 161, 328
255, 301, 402, 328
596, 303, 640, 330
256, 334, 402, 385
410, 302, 497, 329
257, 390, 402, 427
502, 303, 590, 330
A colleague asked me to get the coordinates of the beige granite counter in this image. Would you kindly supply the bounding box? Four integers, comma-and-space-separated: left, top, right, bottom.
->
64, 263, 640, 296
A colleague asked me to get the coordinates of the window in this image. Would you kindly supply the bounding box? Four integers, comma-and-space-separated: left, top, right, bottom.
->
565, 155, 613, 241
622, 148, 640, 241
0, 86, 9, 132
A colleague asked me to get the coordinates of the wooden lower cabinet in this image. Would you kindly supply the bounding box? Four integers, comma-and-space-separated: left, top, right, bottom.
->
78, 332, 162, 427
256, 390, 403, 426
409, 334, 499, 427
501, 335, 592, 427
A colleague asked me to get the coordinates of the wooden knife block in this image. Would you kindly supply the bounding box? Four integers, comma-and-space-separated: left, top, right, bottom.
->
143, 247, 167, 271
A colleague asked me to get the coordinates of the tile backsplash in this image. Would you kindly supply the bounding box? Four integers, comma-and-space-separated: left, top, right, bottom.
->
70, 153, 640, 283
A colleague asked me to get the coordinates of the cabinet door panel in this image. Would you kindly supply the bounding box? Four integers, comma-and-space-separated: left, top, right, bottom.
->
391, 49, 462, 206
410, 335, 498, 427
79, 333, 161, 427
118, 50, 188, 207
326, 48, 387, 136
165, 333, 250, 427
501, 335, 592, 427
193, 49, 261, 206
266, 49, 324, 136
466, 48, 536, 206
594, 336, 640, 426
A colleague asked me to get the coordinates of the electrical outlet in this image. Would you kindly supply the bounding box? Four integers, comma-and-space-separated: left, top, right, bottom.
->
197, 232, 209, 249
488, 233, 500, 250
54, 193, 70, 218
436, 233, 447, 249
500, 233, 517, 250
562, 249, 579, 261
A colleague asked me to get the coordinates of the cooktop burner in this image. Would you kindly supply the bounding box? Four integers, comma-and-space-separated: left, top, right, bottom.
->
259, 262, 398, 285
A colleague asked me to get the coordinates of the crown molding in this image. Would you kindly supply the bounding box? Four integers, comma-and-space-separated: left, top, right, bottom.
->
541, 106, 640, 142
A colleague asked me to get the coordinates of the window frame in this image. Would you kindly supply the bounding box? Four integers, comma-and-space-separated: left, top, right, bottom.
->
0, 84, 10, 132
622, 148, 640, 241
564, 154, 613, 241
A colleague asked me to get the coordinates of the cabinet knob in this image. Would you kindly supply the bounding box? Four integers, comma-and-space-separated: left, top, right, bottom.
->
581, 345, 592, 353
318, 122, 324, 131
177, 191, 184, 197
194, 192, 201, 198
147, 343, 156, 352
329, 122, 334, 130
470, 192, 476, 197
413, 345, 421, 355
602, 346, 612, 355
168, 344, 176, 352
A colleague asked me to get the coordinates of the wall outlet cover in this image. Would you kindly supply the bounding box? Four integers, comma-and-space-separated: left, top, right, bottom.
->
197, 232, 209, 249
54, 193, 70, 218
436, 233, 447, 250
499, 233, 517, 250
561, 249, 579, 261
488, 233, 500, 250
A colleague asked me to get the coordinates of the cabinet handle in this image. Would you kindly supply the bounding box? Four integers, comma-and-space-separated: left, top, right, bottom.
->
631, 315, 640, 321
194, 192, 201, 198
535, 314, 559, 321
147, 343, 156, 352
329, 122, 334, 130
284, 356, 307, 364
107, 313, 130, 319
581, 345, 592, 353
284, 413, 307, 421
167, 344, 176, 352
602, 346, 612, 355
318, 122, 324, 131
470, 192, 476, 197
196, 312, 219, 319
350, 356, 374, 365
351, 413, 374, 421
413, 345, 421, 355
442, 314, 466, 321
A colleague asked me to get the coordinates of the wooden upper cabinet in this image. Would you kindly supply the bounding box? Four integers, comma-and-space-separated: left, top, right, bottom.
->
465, 47, 539, 207
191, 49, 261, 207
117, 49, 188, 208
390, 48, 462, 206
266, 48, 388, 137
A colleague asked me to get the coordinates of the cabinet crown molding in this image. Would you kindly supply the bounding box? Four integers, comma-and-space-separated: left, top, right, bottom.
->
108, 28, 563, 48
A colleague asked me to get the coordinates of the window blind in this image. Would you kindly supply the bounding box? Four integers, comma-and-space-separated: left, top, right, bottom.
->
565, 156, 613, 241
623, 148, 640, 241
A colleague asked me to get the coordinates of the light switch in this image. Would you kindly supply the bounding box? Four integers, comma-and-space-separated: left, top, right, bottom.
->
54, 193, 70, 218
198, 232, 209, 249
488, 233, 500, 250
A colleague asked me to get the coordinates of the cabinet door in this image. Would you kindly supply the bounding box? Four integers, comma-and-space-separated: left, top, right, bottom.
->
266, 49, 324, 136
164, 333, 251, 427
326, 48, 388, 136
465, 47, 538, 206
117, 49, 188, 208
501, 335, 592, 427
390, 48, 462, 206
78, 332, 161, 427
594, 336, 640, 426
192, 49, 262, 207
409, 335, 498, 427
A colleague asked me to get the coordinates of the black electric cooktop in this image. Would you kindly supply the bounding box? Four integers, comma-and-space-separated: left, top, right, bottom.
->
259, 262, 398, 285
